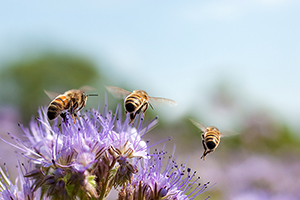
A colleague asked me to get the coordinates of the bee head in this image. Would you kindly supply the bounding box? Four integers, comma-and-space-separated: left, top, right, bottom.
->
82, 92, 88, 101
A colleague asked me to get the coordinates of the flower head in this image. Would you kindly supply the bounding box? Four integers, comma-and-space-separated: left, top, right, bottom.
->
0, 102, 159, 199
0, 162, 41, 200
121, 146, 212, 200
0, 100, 211, 200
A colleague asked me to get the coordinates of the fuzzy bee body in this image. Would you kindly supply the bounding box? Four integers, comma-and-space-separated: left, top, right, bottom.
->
124, 90, 150, 123
47, 94, 71, 120
200, 126, 221, 160
190, 119, 224, 161
46, 89, 89, 123
106, 86, 177, 124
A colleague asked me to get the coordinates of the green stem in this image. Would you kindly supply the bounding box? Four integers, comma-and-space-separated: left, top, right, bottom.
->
99, 159, 117, 200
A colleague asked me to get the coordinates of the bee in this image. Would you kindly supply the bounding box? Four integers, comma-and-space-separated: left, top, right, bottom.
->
106, 86, 177, 124
190, 119, 224, 161
45, 86, 97, 123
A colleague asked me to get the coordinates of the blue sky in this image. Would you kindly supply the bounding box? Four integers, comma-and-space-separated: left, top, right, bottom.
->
0, 0, 300, 129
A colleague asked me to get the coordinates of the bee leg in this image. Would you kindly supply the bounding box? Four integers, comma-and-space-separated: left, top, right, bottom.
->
60, 113, 70, 126
201, 149, 208, 160
200, 153, 206, 160
135, 103, 146, 119
201, 133, 205, 139
60, 113, 67, 122
202, 149, 215, 160
142, 103, 148, 117
201, 138, 207, 160
73, 112, 80, 120
69, 102, 76, 124
130, 105, 144, 125
201, 134, 206, 150
129, 113, 136, 125
72, 113, 78, 124
123, 112, 127, 117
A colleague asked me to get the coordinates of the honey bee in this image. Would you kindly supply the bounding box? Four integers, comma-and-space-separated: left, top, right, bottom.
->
106, 86, 177, 124
190, 119, 225, 161
45, 86, 97, 123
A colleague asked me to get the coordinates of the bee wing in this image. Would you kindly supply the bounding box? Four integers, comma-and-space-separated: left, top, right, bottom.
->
148, 97, 177, 107
105, 86, 132, 99
44, 90, 60, 100
221, 130, 239, 138
189, 119, 206, 133
79, 85, 95, 92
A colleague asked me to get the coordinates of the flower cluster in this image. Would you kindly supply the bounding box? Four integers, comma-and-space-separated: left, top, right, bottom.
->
0, 102, 210, 200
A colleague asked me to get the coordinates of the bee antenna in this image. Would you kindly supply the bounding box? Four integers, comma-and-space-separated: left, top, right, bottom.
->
87, 94, 98, 97
149, 103, 154, 110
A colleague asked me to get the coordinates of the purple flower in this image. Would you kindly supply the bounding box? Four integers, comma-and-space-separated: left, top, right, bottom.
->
118, 146, 212, 200
0, 101, 211, 199
0, 162, 42, 200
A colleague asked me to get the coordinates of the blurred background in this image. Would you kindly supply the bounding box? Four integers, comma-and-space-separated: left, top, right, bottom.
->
0, 1, 300, 199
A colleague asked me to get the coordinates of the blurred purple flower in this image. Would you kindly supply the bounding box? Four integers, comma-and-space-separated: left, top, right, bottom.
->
0, 162, 44, 200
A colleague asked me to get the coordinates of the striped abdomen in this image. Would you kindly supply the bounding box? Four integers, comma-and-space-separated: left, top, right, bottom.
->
47, 95, 71, 120
204, 130, 221, 150
124, 94, 145, 113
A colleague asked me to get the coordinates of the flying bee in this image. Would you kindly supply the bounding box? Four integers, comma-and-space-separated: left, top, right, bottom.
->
106, 86, 177, 124
190, 119, 235, 161
45, 86, 97, 123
